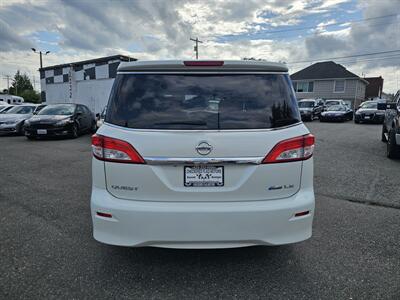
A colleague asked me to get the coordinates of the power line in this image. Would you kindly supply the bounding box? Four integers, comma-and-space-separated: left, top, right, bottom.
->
258, 13, 399, 35
287, 49, 400, 64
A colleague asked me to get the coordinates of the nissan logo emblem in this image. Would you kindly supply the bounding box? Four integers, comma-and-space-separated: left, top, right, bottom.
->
196, 141, 213, 155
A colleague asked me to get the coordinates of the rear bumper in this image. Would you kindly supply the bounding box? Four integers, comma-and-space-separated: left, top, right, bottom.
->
91, 187, 315, 248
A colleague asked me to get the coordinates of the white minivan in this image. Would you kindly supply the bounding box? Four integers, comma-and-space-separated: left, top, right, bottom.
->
91, 60, 315, 249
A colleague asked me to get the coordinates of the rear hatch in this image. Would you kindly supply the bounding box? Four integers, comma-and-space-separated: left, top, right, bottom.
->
97, 64, 308, 202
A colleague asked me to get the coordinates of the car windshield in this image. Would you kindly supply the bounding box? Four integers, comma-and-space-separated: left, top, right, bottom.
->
6, 106, 35, 114
38, 104, 75, 116
360, 102, 378, 109
327, 105, 346, 111
326, 101, 340, 106
298, 101, 314, 108
107, 74, 300, 130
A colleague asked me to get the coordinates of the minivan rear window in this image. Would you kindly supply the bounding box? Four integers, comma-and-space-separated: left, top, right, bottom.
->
106, 74, 300, 130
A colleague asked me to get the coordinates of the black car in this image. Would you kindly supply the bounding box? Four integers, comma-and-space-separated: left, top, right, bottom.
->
354, 101, 385, 124
320, 104, 353, 122
380, 90, 400, 158
24, 103, 96, 139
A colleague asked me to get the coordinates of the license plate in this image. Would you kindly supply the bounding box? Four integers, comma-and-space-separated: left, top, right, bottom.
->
184, 166, 224, 187
37, 129, 47, 135
364, 116, 370, 119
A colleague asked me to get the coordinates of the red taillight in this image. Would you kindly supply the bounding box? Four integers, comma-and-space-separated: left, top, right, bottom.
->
295, 211, 310, 217
91, 134, 145, 164
96, 211, 113, 218
262, 134, 315, 164
183, 61, 224, 66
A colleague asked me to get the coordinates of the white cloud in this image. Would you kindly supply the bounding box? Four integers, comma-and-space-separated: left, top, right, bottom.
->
0, 0, 399, 93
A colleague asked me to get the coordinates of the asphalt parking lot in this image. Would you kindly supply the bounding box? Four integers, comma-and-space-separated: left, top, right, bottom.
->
1, 122, 399, 299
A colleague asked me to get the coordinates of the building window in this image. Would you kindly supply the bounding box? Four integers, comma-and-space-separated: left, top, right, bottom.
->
334, 80, 345, 92
294, 81, 314, 93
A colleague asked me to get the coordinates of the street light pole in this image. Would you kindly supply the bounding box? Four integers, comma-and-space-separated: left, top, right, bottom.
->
31, 48, 50, 69
190, 37, 203, 59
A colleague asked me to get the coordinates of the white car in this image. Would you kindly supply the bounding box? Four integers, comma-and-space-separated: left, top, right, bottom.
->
91, 60, 315, 249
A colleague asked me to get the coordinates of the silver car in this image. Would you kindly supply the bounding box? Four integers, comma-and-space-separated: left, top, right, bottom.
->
0, 105, 36, 135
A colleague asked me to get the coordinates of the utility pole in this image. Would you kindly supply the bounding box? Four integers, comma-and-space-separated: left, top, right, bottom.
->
3, 75, 11, 91
190, 37, 203, 59
31, 48, 50, 69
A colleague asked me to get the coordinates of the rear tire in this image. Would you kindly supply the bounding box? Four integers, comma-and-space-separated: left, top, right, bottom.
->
387, 129, 400, 158
26, 136, 36, 140
354, 119, 360, 124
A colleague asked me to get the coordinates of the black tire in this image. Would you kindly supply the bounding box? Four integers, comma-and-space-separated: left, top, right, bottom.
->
381, 126, 387, 142
18, 122, 25, 136
354, 119, 360, 124
387, 129, 400, 158
308, 115, 313, 122
319, 118, 324, 122
26, 136, 36, 140
70, 123, 79, 139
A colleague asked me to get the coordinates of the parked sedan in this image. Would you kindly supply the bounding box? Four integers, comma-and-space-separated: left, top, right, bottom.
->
0, 105, 36, 135
298, 99, 323, 121
324, 99, 346, 111
354, 101, 385, 124
320, 105, 353, 122
24, 103, 96, 139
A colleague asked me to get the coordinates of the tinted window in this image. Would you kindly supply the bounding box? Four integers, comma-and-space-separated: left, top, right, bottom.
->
326, 101, 340, 106
360, 102, 377, 109
38, 104, 75, 115
327, 105, 346, 111
6, 106, 35, 114
106, 74, 300, 130
298, 101, 314, 108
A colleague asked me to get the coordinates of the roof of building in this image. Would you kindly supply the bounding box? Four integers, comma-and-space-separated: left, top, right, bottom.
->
118, 60, 288, 72
291, 61, 367, 83
40, 55, 137, 71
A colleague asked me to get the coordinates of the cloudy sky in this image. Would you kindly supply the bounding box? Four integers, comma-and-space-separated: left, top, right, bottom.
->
0, 0, 399, 93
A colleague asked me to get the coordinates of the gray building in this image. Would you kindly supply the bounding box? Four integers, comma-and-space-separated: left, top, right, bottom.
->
291, 61, 368, 108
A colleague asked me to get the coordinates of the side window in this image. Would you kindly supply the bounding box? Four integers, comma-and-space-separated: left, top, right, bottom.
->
82, 105, 91, 115
76, 105, 84, 114
334, 80, 345, 93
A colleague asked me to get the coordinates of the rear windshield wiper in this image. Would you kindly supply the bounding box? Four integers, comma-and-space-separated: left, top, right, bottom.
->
154, 121, 207, 126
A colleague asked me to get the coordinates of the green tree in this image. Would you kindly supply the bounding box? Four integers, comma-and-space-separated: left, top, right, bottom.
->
9, 70, 34, 96
20, 89, 41, 103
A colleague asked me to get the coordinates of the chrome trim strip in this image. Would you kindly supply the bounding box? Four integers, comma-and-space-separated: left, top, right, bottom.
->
103, 121, 303, 132
117, 71, 288, 75
144, 156, 264, 165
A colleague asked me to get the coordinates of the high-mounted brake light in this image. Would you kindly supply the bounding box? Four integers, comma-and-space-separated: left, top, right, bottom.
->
262, 134, 315, 164
91, 134, 145, 164
183, 61, 224, 67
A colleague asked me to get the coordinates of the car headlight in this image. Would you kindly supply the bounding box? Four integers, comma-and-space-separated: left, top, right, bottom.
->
55, 119, 74, 126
